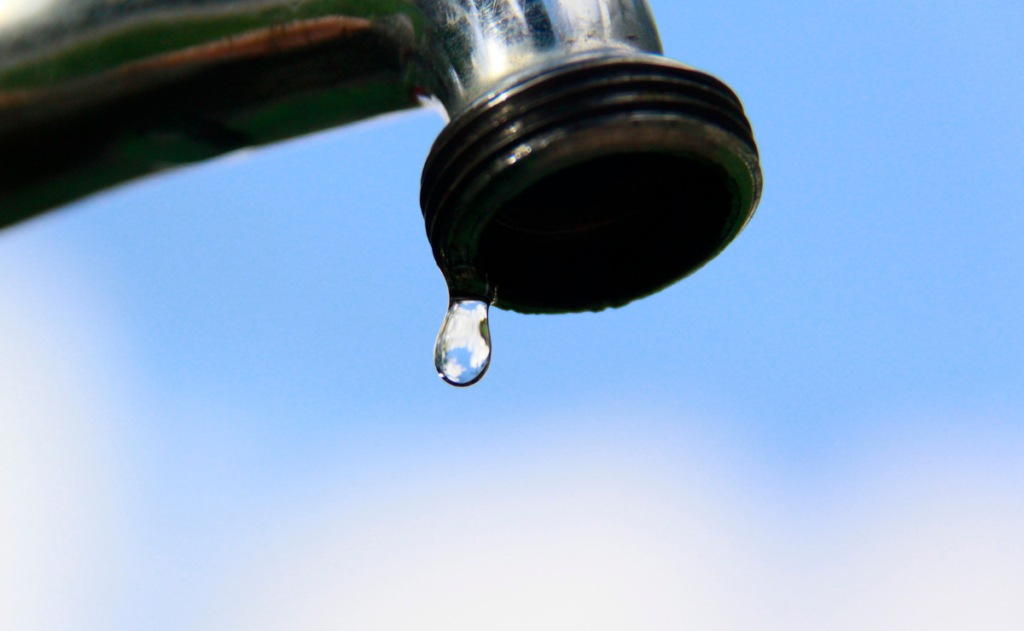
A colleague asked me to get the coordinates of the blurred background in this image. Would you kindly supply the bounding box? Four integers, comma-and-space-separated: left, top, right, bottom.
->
1, 0, 1023, 629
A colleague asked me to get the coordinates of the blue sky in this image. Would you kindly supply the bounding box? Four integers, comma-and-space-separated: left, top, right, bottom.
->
1, 1, 1023, 629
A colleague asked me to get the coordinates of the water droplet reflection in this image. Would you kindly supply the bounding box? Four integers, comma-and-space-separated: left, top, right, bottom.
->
434, 299, 491, 387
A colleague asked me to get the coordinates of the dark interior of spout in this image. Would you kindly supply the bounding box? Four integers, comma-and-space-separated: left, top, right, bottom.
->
479, 152, 735, 312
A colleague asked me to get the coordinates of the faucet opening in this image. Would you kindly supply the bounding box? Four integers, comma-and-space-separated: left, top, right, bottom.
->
421, 54, 762, 314
481, 153, 734, 313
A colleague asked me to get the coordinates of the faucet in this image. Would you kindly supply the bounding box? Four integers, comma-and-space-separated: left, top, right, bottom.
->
1, 0, 761, 378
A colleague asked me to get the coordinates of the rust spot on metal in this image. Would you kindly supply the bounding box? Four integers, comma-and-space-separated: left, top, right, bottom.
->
131, 16, 374, 71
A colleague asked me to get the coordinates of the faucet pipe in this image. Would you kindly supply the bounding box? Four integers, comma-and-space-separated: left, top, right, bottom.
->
1, 0, 761, 314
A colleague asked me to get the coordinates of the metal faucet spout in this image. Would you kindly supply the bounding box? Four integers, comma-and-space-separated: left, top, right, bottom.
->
1, 0, 761, 314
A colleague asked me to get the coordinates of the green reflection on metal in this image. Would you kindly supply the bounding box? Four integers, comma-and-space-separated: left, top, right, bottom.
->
0, 0, 414, 89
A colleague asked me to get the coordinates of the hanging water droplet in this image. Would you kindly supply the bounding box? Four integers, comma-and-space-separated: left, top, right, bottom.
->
434, 298, 491, 387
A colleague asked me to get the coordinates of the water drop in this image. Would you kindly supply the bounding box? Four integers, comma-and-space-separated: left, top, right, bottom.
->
434, 298, 491, 387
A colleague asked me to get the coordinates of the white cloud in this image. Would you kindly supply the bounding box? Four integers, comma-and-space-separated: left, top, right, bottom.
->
209, 456, 751, 631
205, 410, 1024, 631
0, 263, 126, 631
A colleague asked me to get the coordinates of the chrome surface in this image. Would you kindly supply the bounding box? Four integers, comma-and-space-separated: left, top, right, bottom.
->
414, 0, 662, 114
0, 0, 662, 225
